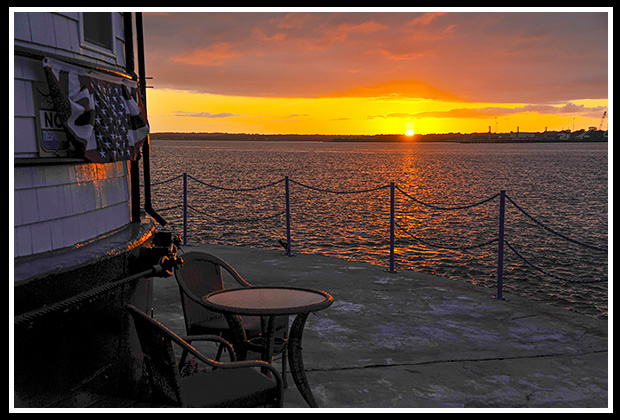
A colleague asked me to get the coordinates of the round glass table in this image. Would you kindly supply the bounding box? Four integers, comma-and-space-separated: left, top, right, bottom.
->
202, 286, 333, 407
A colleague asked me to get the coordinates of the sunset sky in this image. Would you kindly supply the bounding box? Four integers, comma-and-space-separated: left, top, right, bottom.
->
142, 9, 610, 136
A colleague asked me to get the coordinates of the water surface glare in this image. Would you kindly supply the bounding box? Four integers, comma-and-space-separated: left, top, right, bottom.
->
150, 140, 608, 319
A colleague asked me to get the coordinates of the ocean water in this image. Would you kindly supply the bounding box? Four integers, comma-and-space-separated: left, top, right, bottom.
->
149, 140, 609, 319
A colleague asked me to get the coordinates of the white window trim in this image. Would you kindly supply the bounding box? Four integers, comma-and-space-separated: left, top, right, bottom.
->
78, 12, 117, 60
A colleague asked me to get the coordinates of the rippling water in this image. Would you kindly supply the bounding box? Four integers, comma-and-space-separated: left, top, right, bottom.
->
149, 140, 608, 319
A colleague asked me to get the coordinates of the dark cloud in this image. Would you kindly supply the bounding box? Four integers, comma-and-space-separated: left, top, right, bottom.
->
366, 102, 607, 120
173, 111, 244, 118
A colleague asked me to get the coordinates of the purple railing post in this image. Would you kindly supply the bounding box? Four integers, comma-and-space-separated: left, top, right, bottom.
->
285, 176, 293, 256
183, 172, 188, 246
494, 190, 506, 300
387, 182, 397, 273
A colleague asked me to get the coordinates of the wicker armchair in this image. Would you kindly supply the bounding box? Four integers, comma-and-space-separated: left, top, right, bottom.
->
174, 251, 288, 379
127, 305, 283, 408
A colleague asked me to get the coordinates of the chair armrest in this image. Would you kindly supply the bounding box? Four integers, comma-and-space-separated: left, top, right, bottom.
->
179, 338, 283, 391
181, 334, 236, 361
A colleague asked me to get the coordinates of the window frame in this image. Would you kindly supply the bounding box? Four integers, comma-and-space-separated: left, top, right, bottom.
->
79, 12, 117, 59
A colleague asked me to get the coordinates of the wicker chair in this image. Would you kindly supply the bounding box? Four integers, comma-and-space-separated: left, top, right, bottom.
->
174, 251, 289, 381
127, 305, 283, 408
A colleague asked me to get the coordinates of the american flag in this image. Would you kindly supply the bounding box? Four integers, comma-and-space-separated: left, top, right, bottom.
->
43, 57, 148, 163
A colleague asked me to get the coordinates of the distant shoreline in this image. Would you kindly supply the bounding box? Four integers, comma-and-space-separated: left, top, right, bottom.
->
150, 131, 608, 144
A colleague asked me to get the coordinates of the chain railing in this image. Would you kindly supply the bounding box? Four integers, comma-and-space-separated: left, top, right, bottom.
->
150, 172, 608, 301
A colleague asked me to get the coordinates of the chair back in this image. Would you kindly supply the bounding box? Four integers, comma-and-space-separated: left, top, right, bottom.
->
127, 305, 184, 406
174, 252, 227, 335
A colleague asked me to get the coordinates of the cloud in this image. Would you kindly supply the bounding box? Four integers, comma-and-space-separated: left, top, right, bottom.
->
143, 12, 608, 103
275, 13, 311, 30
338, 21, 388, 34
407, 12, 447, 27
328, 80, 465, 101
401, 12, 456, 41
364, 102, 606, 121
170, 42, 241, 66
173, 111, 244, 118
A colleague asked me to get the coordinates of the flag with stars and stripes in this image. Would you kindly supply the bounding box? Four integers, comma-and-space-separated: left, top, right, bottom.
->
42, 57, 149, 163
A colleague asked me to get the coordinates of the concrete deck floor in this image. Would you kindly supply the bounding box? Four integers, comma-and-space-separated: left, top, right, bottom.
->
151, 242, 609, 410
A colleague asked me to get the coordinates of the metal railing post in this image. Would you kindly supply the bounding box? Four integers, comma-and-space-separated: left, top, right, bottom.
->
494, 190, 506, 300
285, 176, 293, 256
387, 182, 397, 273
183, 172, 188, 246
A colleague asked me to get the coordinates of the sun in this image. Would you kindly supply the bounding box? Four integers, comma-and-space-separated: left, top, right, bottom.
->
405, 121, 415, 136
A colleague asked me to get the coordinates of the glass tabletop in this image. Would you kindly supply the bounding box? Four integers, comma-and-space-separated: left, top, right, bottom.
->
202, 286, 333, 316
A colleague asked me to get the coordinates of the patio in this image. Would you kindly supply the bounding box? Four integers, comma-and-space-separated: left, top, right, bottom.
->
151, 242, 608, 409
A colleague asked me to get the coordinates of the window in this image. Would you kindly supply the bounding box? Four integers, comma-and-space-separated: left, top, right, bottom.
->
83, 12, 113, 51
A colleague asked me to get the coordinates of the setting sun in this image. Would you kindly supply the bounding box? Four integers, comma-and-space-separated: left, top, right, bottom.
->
405, 129, 415, 136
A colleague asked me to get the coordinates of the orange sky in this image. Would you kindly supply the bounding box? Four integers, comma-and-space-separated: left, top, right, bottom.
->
142, 9, 609, 135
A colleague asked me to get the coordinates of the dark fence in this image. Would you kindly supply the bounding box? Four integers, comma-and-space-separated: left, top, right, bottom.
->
151, 172, 607, 300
